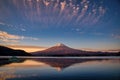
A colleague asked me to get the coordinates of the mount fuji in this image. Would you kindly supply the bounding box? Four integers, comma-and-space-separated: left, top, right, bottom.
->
32, 43, 84, 56
32, 43, 120, 56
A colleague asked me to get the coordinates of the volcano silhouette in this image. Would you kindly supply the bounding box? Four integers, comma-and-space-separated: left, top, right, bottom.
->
32, 43, 86, 56
32, 43, 120, 56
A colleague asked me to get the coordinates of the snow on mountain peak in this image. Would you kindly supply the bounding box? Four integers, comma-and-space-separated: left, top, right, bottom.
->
55, 43, 66, 47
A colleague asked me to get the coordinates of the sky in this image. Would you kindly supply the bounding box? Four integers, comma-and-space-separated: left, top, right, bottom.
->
0, 0, 120, 52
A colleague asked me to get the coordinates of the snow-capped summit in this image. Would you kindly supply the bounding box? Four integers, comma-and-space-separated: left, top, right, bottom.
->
55, 43, 66, 47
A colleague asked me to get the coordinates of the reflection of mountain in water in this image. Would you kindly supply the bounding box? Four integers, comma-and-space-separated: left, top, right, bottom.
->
32, 58, 110, 71
0, 58, 120, 80
0, 57, 120, 71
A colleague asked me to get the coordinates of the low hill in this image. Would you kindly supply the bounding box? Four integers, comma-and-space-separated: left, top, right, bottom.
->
0, 45, 31, 56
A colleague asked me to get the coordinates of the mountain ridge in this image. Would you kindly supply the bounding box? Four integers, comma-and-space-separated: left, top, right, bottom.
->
0, 44, 119, 56
32, 43, 84, 55
32, 43, 120, 56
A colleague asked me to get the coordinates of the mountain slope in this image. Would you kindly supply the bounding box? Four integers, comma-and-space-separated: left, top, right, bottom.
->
32, 43, 120, 56
32, 43, 87, 56
0, 45, 31, 56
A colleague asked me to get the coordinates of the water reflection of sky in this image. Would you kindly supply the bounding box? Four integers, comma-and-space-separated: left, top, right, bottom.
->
4, 60, 48, 67
0, 58, 120, 80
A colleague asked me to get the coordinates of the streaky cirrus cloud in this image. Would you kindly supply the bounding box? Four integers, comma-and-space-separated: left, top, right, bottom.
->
0, 0, 106, 28
0, 30, 39, 44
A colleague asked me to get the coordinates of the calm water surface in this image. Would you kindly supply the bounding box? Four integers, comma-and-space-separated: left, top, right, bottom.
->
0, 57, 120, 80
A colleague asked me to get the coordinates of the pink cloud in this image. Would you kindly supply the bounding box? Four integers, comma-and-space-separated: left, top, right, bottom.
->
0, 30, 40, 44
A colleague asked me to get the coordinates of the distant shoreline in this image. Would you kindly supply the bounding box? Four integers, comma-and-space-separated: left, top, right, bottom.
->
0, 56, 120, 59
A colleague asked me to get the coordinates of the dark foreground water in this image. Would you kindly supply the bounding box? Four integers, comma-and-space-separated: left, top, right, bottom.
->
0, 57, 120, 80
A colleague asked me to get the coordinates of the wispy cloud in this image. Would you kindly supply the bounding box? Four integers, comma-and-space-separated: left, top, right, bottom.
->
0, 21, 14, 27
0, 21, 27, 31
0, 31, 22, 43
81, 48, 120, 52
112, 34, 120, 39
1, 0, 106, 28
106, 49, 120, 52
92, 32, 104, 36
0, 30, 39, 44
0, 22, 5, 25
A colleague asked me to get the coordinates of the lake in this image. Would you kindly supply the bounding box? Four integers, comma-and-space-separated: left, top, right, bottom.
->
0, 57, 120, 80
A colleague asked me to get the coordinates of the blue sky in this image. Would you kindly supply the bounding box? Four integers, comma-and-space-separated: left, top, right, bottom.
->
0, 0, 120, 51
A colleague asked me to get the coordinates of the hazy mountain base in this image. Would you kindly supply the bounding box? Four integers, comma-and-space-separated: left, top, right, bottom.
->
33, 52, 120, 57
